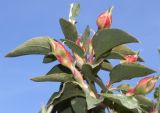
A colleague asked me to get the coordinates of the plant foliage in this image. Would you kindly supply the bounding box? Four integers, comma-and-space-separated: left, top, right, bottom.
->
6, 3, 160, 113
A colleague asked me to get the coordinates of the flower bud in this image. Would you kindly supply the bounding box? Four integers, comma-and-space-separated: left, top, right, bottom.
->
124, 54, 138, 63
96, 7, 113, 29
135, 76, 157, 95
126, 76, 158, 96
126, 88, 136, 96
49, 39, 73, 68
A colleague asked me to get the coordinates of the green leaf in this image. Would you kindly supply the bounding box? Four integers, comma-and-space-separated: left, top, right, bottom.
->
134, 95, 153, 107
101, 61, 113, 71
39, 106, 47, 113
53, 100, 75, 113
81, 25, 90, 49
107, 45, 144, 62
102, 93, 142, 113
154, 87, 160, 99
62, 39, 84, 58
71, 3, 80, 18
86, 93, 103, 110
47, 64, 72, 75
47, 92, 59, 105
31, 73, 74, 82
43, 54, 56, 63
106, 52, 125, 60
71, 97, 87, 113
48, 82, 85, 106
5, 37, 52, 57
92, 29, 139, 60
59, 18, 78, 42
58, 105, 75, 113
110, 63, 155, 84
82, 64, 107, 92
82, 64, 96, 81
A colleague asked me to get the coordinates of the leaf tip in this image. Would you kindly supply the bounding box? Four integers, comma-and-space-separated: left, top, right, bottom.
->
30, 77, 39, 82
5, 52, 14, 57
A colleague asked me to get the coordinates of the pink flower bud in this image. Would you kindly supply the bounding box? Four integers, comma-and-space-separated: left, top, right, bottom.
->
126, 76, 158, 96
96, 7, 113, 29
126, 88, 136, 96
124, 54, 138, 63
135, 76, 157, 95
49, 39, 73, 68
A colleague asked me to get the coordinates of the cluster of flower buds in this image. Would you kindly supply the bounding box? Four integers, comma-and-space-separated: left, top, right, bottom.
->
49, 39, 96, 98
96, 7, 113, 29
74, 37, 95, 66
126, 76, 158, 96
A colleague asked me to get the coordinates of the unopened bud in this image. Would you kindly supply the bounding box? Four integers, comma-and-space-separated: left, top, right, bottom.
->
124, 54, 138, 63
49, 39, 73, 68
135, 76, 157, 95
126, 76, 158, 96
96, 7, 113, 29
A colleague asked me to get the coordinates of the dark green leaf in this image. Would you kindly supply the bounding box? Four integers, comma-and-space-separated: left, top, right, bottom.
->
82, 64, 107, 92
92, 29, 139, 60
5, 37, 52, 57
59, 18, 78, 42
93, 108, 105, 113
47, 92, 59, 105
82, 64, 95, 81
43, 54, 56, 63
86, 93, 103, 110
71, 97, 87, 113
102, 93, 142, 113
71, 3, 80, 18
57, 101, 75, 113
31, 73, 74, 82
110, 63, 155, 84
107, 45, 144, 62
154, 87, 160, 99
62, 39, 84, 58
49, 82, 85, 106
106, 52, 125, 60
58, 106, 75, 113
47, 64, 72, 75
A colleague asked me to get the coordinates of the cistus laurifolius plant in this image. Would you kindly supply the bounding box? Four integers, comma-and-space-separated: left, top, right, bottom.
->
5, 3, 160, 113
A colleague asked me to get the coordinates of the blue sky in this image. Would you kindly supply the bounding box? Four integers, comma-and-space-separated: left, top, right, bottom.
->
1, 0, 160, 113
